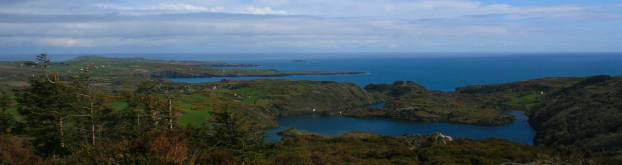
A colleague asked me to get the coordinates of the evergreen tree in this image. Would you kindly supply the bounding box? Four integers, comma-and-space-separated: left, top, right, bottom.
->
209, 103, 266, 163
0, 88, 15, 134
123, 81, 181, 131
17, 78, 72, 156
66, 69, 121, 146
16, 54, 123, 156
0, 88, 13, 115
154, 82, 180, 130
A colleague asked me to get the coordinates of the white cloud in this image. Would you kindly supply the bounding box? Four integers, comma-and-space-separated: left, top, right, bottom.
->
243, 7, 289, 15
95, 3, 289, 15
0, 0, 610, 19
97, 4, 224, 12
0, 0, 620, 53
0, 37, 181, 47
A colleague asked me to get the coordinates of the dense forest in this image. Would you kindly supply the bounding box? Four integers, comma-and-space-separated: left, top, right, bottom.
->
1, 54, 621, 164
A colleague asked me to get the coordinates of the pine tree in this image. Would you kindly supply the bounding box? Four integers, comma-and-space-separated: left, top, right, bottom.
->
17, 78, 72, 156
209, 103, 266, 163
124, 81, 181, 130
0, 88, 13, 115
0, 88, 16, 134
17, 54, 72, 156
66, 68, 117, 146
154, 81, 180, 130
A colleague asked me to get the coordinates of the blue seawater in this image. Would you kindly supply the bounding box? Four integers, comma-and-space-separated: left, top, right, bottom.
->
166, 53, 622, 91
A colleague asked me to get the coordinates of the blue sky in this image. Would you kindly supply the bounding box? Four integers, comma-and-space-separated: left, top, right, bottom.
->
0, 0, 620, 54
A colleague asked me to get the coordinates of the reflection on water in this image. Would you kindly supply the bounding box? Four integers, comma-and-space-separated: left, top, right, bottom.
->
265, 111, 535, 145
359, 101, 387, 108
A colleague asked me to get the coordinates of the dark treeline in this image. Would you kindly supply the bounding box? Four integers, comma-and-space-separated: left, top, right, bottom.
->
364, 80, 427, 97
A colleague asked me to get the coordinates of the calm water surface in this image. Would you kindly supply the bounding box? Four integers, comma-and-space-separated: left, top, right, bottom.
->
265, 111, 536, 145
167, 53, 622, 91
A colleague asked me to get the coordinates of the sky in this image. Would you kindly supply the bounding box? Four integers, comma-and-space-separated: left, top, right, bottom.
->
0, 0, 621, 54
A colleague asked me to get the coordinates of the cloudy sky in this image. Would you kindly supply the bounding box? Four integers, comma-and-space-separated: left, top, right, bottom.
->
0, 0, 621, 54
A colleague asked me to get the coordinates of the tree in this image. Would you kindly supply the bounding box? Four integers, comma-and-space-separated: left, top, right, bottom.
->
66, 69, 118, 146
208, 103, 266, 163
17, 78, 72, 156
16, 54, 122, 156
17, 54, 72, 156
393, 80, 405, 86
155, 82, 180, 130
0, 88, 13, 115
0, 111, 15, 135
123, 81, 181, 131
0, 87, 16, 135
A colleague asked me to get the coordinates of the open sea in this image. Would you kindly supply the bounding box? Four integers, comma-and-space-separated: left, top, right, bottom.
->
162, 53, 622, 91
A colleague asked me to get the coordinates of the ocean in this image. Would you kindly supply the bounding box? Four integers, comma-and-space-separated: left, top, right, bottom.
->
163, 53, 622, 91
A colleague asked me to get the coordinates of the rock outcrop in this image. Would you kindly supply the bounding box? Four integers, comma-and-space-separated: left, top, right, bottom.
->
395, 132, 453, 149
276, 128, 318, 138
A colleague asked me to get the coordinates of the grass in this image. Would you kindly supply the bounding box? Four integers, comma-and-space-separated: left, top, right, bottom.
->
182, 94, 205, 101
121, 83, 137, 88
6, 107, 25, 122
242, 97, 258, 104
503, 94, 521, 106
179, 102, 193, 111
266, 94, 288, 97
256, 99, 273, 107
236, 88, 263, 95
523, 94, 540, 102
106, 101, 128, 111
503, 93, 542, 110
460, 106, 481, 111
178, 107, 213, 126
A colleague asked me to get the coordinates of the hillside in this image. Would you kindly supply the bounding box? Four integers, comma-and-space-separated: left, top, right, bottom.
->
105, 79, 387, 129
528, 75, 622, 154
342, 78, 582, 125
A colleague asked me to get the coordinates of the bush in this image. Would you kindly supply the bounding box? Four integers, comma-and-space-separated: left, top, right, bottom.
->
0, 135, 42, 165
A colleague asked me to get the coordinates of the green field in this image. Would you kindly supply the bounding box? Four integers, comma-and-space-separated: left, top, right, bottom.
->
503, 93, 541, 109
106, 101, 128, 111
178, 107, 213, 126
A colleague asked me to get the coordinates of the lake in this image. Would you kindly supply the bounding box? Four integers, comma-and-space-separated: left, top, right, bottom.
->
265, 111, 536, 145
